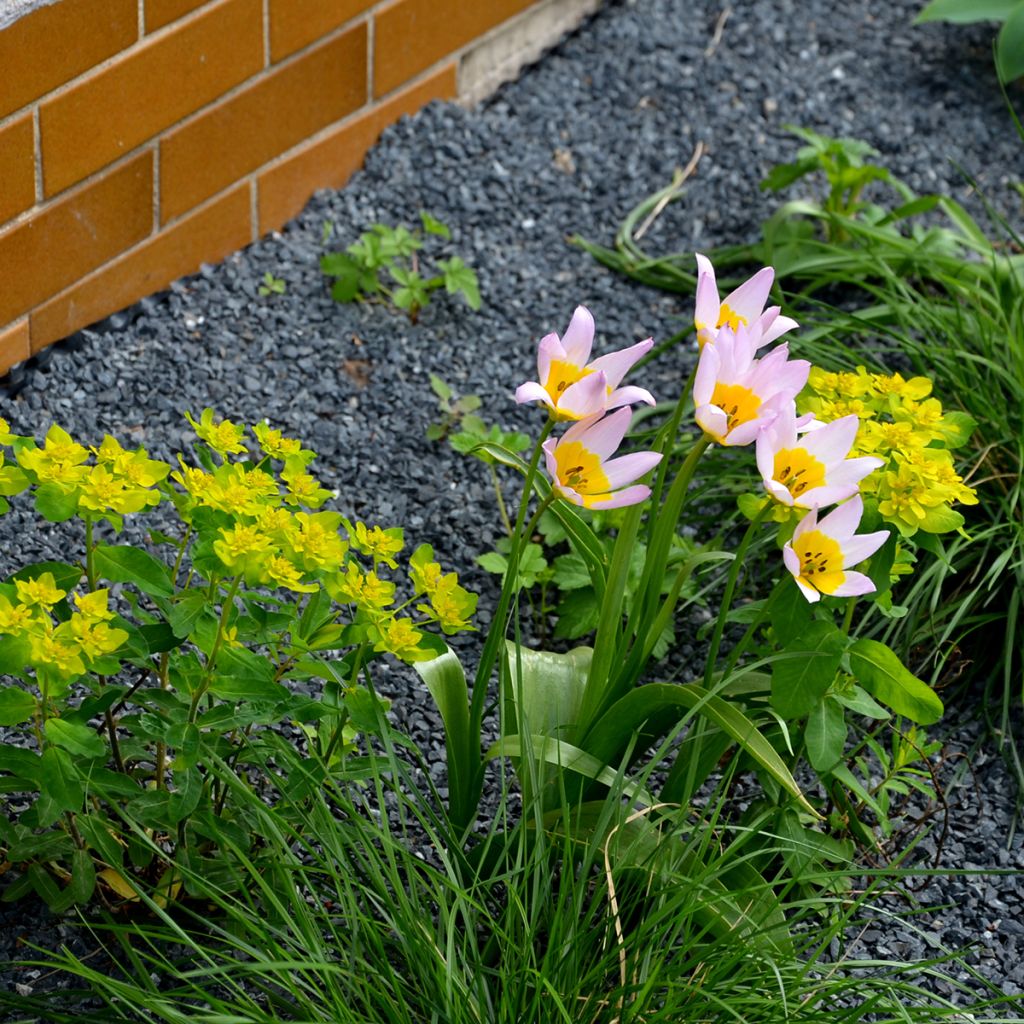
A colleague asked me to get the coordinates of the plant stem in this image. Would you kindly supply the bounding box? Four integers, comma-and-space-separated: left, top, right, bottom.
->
189, 576, 240, 724
703, 502, 772, 689
489, 463, 513, 537
84, 516, 96, 590
841, 596, 858, 636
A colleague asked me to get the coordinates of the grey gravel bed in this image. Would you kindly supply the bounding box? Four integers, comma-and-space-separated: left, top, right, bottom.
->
1, 0, 1023, 1013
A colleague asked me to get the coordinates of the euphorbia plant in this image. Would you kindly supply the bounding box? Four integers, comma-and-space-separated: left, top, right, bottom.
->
0, 412, 475, 909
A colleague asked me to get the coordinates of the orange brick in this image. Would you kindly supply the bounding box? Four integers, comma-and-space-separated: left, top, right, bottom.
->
41, 0, 262, 197
374, 0, 535, 96
160, 24, 367, 222
258, 64, 456, 234
0, 319, 29, 376
146, 0, 209, 32
32, 185, 251, 351
269, 0, 374, 62
0, 152, 153, 326
0, 115, 35, 226
0, 0, 137, 120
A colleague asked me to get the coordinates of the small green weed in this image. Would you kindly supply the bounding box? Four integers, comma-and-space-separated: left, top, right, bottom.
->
257, 271, 286, 297
321, 211, 480, 322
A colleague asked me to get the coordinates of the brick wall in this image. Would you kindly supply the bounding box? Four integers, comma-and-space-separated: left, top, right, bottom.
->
0, 0, 596, 375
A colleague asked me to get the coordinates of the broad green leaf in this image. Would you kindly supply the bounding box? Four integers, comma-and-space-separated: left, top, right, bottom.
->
36, 746, 84, 827
51, 847, 97, 911
916, 504, 965, 534
414, 646, 474, 829
584, 682, 818, 817
168, 588, 211, 638
44, 718, 106, 759
77, 815, 124, 869
997, 2, 1024, 81
832, 682, 890, 719
208, 651, 285, 702
93, 544, 173, 598
805, 696, 847, 772
552, 588, 600, 640
769, 577, 814, 646
915, 0, 1019, 24
486, 733, 655, 808
776, 808, 853, 879
505, 643, 590, 742
0, 685, 36, 726
770, 621, 846, 719
848, 638, 944, 724
33, 483, 78, 522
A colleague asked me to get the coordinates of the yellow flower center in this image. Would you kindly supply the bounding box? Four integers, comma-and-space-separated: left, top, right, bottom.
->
543, 359, 593, 405
553, 441, 609, 503
717, 303, 747, 332
772, 447, 826, 498
709, 382, 761, 437
793, 530, 845, 595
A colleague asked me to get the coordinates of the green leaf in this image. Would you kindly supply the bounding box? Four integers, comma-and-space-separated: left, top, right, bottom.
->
34, 483, 79, 522
44, 718, 106, 759
848, 638, 944, 725
414, 646, 475, 828
475, 551, 507, 575
935, 410, 978, 448
805, 696, 847, 772
36, 746, 84, 827
93, 544, 173, 598
168, 588, 211, 638
832, 682, 890, 719
438, 257, 481, 310
552, 588, 600, 640
419, 210, 451, 238
915, 0, 1019, 24
0, 686, 36, 726
770, 621, 846, 719
77, 815, 123, 869
52, 847, 97, 911
997, 3, 1024, 81
916, 504, 965, 534
429, 373, 452, 401
769, 577, 814, 646
584, 681, 818, 817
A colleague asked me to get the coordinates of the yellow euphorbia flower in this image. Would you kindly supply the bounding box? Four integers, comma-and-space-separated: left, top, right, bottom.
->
16, 424, 89, 486
15, 573, 66, 608
0, 595, 41, 635
185, 409, 248, 457
373, 617, 429, 662
289, 512, 347, 572
348, 522, 403, 568
213, 524, 272, 574
263, 555, 318, 594
75, 589, 115, 622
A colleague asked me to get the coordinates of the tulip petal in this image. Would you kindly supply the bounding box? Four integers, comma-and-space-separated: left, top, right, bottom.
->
515, 381, 554, 408
841, 529, 889, 568
693, 343, 721, 406
558, 372, 607, 419
818, 495, 864, 541
600, 451, 662, 489
828, 571, 878, 597
586, 484, 652, 510
759, 310, 799, 346
724, 267, 774, 325
574, 406, 632, 458
588, 338, 653, 388
537, 332, 565, 381
695, 404, 729, 441
561, 306, 595, 366
607, 385, 656, 409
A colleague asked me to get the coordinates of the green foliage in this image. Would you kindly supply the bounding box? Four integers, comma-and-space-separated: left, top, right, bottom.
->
916, 0, 1024, 82
0, 412, 476, 909
320, 211, 481, 322
257, 271, 286, 297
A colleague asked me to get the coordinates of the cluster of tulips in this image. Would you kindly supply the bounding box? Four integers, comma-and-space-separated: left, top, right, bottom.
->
515, 255, 891, 604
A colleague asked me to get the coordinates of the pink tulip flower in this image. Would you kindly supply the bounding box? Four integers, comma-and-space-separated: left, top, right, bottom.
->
783, 495, 889, 603
543, 408, 662, 510
693, 324, 810, 446
515, 306, 655, 421
694, 253, 798, 350
756, 407, 883, 509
